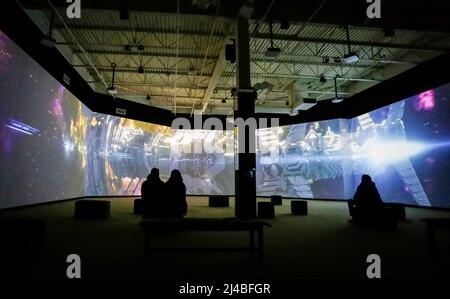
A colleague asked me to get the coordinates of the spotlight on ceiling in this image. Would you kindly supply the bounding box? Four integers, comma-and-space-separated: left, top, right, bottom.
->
285, 100, 290, 106
322, 56, 330, 63
124, 44, 132, 52
343, 25, 359, 64
333, 57, 342, 63
138, 65, 144, 74
320, 74, 327, 83
265, 20, 281, 58
221, 98, 226, 104
137, 44, 145, 51
146, 94, 151, 101
119, 9, 129, 20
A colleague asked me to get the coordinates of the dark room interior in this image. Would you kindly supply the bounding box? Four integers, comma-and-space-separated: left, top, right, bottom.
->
1, 0, 450, 293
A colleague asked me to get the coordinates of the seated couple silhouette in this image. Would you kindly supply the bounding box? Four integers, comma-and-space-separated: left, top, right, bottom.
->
140, 168, 188, 218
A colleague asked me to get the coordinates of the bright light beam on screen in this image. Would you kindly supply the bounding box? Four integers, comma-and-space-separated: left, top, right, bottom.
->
5, 119, 39, 135
368, 141, 428, 164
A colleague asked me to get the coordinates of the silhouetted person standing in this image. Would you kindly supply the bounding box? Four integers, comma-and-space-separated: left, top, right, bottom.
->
352, 174, 383, 220
141, 168, 165, 217
165, 169, 188, 218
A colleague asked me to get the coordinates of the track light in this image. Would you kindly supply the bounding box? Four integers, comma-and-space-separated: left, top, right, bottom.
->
138, 65, 144, 74
137, 44, 145, 51
285, 100, 290, 106
221, 98, 226, 104
320, 74, 327, 83
146, 94, 151, 101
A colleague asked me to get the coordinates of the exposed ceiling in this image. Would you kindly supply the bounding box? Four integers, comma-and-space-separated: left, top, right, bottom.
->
19, 0, 450, 115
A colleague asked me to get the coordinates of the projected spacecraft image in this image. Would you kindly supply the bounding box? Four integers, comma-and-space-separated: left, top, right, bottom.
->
83, 114, 235, 197
256, 83, 450, 208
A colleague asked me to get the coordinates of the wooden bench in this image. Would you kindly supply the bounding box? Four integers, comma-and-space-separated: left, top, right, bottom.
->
139, 217, 271, 264
422, 218, 450, 254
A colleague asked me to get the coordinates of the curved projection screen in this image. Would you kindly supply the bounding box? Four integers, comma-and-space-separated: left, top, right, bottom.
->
0, 31, 234, 209
257, 83, 450, 208
1, 30, 450, 209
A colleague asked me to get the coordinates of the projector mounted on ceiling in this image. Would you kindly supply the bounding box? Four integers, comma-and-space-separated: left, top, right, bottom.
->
265, 47, 281, 58
41, 35, 56, 48
332, 97, 344, 104
108, 62, 118, 96
332, 76, 344, 104
41, 11, 56, 48
107, 87, 117, 95
265, 20, 281, 58
343, 52, 359, 64
343, 26, 359, 64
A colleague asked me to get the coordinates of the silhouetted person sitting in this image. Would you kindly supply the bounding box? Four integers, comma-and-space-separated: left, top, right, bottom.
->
164, 169, 188, 218
141, 168, 165, 217
351, 175, 384, 222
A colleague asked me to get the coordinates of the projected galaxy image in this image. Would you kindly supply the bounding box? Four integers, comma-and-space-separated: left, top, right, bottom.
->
256, 84, 450, 208
0, 30, 234, 209
0, 31, 87, 208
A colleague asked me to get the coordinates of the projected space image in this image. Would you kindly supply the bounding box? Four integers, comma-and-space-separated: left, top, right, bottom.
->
0, 30, 234, 209
0, 31, 86, 208
256, 83, 450, 208
84, 115, 235, 197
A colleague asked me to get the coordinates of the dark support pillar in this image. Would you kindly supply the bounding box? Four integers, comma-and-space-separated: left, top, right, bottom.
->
235, 16, 257, 218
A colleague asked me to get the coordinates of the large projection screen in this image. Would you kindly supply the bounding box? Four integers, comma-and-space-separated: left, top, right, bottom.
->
256, 83, 450, 208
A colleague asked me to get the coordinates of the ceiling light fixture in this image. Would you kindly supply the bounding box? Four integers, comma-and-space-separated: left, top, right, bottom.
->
138, 65, 144, 74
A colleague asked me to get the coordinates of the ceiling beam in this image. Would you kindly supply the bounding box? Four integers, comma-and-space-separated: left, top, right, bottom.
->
53, 24, 449, 52
72, 49, 218, 60
251, 33, 450, 53
54, 25, 227, 38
